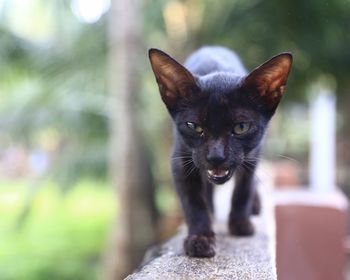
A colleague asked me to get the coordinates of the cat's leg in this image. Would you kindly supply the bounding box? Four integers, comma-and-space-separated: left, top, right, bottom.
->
202, 176, 215, 214
251, 187, 261, 215
228, 165, 256, 236
173, 161, 215, 257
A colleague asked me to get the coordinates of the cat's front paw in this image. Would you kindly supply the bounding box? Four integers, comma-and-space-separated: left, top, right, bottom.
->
229, 217, 255, 236
184, 234, 215, 258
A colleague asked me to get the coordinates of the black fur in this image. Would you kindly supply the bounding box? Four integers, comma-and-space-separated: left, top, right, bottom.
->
149, 46, 292, 258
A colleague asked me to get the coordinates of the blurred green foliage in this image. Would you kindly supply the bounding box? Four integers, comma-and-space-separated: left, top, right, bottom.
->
0, 0, 108, 186
145, 0, 350, 101
1, 0, 349, 184
0, 179, 114, 280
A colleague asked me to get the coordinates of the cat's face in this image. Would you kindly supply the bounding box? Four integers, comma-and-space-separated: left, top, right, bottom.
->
149, 49, 292, 184
172, 74, 269, 184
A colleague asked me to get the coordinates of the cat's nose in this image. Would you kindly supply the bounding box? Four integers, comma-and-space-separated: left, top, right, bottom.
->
206, 139, 226, 166
206, 154, 226, 166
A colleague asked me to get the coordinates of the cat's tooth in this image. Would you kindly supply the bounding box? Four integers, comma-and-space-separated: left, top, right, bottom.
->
208, 169, 229, 178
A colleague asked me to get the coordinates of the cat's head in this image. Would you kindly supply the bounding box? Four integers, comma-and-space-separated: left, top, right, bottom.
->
149, 48, 292, 184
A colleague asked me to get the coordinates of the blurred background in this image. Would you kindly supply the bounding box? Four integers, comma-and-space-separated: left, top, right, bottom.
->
0, 0, 349, 279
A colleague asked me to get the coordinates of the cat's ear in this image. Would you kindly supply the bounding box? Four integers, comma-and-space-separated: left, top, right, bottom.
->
149, 48, 200, 110
243, 52, 292, 114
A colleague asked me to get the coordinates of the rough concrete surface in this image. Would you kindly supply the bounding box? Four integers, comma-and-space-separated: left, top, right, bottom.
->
126, 217, 276, 280
126, 181, 276, 280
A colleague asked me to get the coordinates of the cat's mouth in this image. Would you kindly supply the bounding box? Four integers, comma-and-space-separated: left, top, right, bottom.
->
207, 168, 233, 184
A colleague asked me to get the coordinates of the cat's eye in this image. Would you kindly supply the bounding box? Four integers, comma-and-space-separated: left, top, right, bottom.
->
186, 122, 204, 135
232, 122, 251, 135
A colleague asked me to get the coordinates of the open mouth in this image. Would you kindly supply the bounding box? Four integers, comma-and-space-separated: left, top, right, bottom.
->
207, 168, 233, 184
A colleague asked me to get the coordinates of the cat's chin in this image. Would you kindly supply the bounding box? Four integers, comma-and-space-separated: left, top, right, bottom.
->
206, 168, 234, 184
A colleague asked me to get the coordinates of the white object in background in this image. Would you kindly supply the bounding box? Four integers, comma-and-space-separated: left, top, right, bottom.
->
309, 90, 336, 192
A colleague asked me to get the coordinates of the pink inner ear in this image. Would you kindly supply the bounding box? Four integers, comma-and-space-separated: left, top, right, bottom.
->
150, 50, 200, 108
253, 62, 291, 95
242, 54, 292, 112
268, 73, 286, 92
246, 53, 292, 91
158, 73, 177, 94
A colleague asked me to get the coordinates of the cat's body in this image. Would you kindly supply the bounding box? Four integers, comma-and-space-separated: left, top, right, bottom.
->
149, 46, 292, 258
184, 46, 247, 76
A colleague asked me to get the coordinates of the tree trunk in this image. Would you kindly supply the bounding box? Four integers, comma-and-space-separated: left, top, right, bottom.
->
104, 0, 157, 279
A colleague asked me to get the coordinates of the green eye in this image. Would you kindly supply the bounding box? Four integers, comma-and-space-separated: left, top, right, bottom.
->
232, 122, 250, 135
186, 122, 204, 135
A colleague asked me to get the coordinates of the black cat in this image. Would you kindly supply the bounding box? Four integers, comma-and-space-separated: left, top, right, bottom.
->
149, 46, 292, 258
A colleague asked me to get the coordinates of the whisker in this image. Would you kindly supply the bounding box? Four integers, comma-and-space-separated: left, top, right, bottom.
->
244, 160, 271, 179
237, 163, 263, 187
243, 162, 257, 166
171, 156, 192, 161
171, 155, 196, 173
240, 161, 269, 188
252, 152, 300, 165
240, 162, 255, 173
182, 160, 195, 168
244, 157, 261, 162
275, 154, 300, 165
185, 164, 198, 178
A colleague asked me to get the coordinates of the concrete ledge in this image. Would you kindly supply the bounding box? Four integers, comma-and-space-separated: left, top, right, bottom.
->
126, 187, 276, 280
